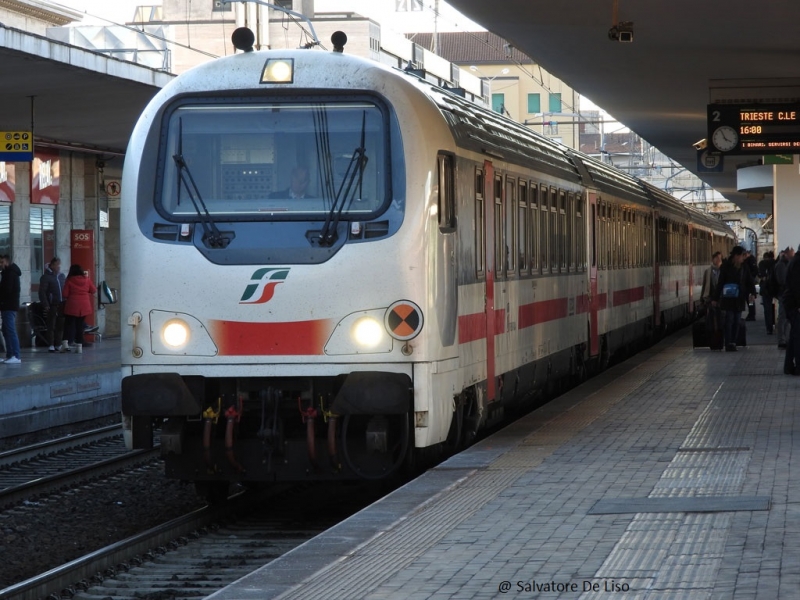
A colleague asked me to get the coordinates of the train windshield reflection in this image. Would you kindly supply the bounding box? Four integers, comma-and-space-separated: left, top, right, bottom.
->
159, 100, 388, 218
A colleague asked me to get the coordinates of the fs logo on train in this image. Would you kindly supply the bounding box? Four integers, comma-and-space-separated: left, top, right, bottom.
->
239, 268, 290, 304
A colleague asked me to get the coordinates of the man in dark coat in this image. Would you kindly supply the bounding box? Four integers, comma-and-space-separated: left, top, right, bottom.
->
782, 246, 800, 375
711, 245, 756, 352
775, 247, 795, 348
39, 257, 63, 352
757, 250, 776, 334
0, 254, 22, 363
743, 251, 758, 321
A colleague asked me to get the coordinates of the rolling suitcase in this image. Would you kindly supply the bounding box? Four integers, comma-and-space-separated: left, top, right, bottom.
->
708, 308, 723, 350
692, 319, 707, 348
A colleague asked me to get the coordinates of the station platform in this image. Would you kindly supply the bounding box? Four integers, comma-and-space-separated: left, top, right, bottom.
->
0, 338, 121, 440
209, 317, 798, 600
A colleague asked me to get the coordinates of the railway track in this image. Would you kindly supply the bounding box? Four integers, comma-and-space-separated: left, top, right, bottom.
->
0, 425, 158, 509
1, 482, 381, 600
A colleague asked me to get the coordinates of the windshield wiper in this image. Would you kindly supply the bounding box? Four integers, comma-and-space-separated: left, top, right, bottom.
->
172, 118, 228, 248
318, 111, 368, 246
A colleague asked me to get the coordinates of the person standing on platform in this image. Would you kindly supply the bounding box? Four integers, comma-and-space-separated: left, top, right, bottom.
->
743, 250, 758, 321
39, 257, 63, 353
61, 264, 96, 354
775, 247, 794, 349
712, 245, 755, 352
757, 250, 776, 334
700, 251, 723, 345
782, 246, 800, 375
701, 251, 723, 305
0, 254, 22, 364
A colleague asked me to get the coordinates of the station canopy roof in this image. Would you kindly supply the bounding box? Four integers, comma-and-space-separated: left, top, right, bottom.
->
0, 24, 172, 157
447, 0, 798, 215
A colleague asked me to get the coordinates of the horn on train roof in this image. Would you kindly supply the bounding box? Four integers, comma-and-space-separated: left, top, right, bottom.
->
331, 31, 348, 53
232, 27, 255, 53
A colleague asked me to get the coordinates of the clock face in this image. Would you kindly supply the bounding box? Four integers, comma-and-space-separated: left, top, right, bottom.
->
712, 126, 738, 152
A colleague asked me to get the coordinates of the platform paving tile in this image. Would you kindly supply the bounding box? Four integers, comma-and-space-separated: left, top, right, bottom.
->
211, 328, 800, 599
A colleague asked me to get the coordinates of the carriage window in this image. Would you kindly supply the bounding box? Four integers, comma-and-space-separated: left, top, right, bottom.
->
575, 194, 586, 271
158, 99, 389, 219
622, 209, 628, 268
437, 153, 455, 232
540, 187, 549, 274
550, 187, 558, 272
568, 193, 575, 271
518, 181, 528, 272
494, 175, 503, 279
475, 168, 485, 278
505, 177, 516, 274
559, 190, 567, 272
530, 183, 538, 273
611, 206, 618, 269
599, 201, 607, 269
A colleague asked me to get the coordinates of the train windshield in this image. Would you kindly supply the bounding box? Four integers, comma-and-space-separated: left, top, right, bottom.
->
159, 100, 389, 219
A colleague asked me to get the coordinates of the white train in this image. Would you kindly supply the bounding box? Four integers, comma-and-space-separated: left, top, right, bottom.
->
120, 29, 735, 496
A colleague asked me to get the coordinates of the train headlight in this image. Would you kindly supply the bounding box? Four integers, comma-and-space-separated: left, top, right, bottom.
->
324, 310, 392, 355
162, 320, 190, 348
261, 59, 294, 83
149, 311, 218, 356
352, 317, 384, 348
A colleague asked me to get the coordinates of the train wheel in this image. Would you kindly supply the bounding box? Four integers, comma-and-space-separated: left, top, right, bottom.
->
341, 413, 410, 480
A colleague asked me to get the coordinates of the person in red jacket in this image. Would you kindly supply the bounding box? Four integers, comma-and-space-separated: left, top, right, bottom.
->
60, 264, 97, 353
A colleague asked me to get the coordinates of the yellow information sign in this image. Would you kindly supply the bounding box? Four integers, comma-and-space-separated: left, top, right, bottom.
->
0, 131, 33, 162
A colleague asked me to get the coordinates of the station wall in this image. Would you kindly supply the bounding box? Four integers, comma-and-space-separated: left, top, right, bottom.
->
0, 150, 121, 340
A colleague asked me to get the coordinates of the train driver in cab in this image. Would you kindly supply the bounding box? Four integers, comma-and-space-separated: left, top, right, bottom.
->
270, 166, 311, 199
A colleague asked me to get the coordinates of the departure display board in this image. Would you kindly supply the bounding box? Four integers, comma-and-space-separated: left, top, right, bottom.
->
708, 103, 800, 155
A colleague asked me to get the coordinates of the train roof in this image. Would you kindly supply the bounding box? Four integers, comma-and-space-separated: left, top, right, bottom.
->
405, 69, 732, 235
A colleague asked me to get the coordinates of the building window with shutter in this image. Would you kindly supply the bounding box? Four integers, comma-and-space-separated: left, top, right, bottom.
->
548, 92, 562, 113
527, 93, 541, 114
492, 93, 505, 114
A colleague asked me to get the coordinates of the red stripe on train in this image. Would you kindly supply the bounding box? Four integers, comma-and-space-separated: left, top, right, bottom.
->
612, 286, 646, 306
519, 298, 568, 328
458, 286, 644, 344
457, 309, 506, 344
209, 319, 333, 355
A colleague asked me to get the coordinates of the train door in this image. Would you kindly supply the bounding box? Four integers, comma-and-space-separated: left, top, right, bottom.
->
687, 224, 695, 314
588, 192, 600, 356
436, 153, 458, 347
653, 210, 661, 328
483, 161, 497, 401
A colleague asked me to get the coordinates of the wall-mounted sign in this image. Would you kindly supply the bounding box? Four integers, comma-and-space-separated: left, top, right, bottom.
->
0, 131, 33, 162
0, 162, 15, 203
31, 149, 60, 205
708, 103, 800, 155
697, 148, 723, 172
105, 180, 121, 197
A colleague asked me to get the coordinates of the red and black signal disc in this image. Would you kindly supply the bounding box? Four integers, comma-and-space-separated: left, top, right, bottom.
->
385, 300, 423, 341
